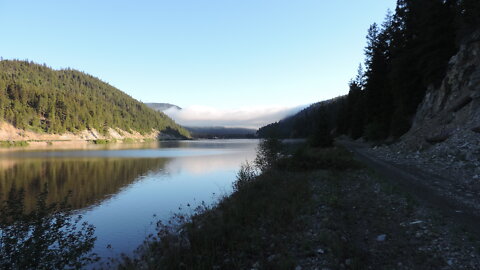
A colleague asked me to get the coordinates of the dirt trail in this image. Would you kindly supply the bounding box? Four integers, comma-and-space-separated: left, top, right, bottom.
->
339, 140, 480, 236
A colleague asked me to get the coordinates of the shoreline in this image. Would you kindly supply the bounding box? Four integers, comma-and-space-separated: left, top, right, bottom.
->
0, 139, 160, 151
0, 121, 189, 151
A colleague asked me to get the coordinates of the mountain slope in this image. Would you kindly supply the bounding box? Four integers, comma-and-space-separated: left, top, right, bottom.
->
186, 126, 256, 138
145, 102, 257, 138
401, 30, 480, 148
145, 103, 181, 112
0, 60, 189, 138
257, 97, 345, 138
259, 1, 480, 143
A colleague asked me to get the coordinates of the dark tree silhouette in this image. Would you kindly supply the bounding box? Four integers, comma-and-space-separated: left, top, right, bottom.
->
0, 185, 98, 269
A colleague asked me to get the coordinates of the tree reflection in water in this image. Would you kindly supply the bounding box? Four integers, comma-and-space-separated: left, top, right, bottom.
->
0, 185, 97, 269
0, 158, 169, 212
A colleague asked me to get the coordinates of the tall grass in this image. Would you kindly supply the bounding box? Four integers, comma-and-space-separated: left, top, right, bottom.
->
119, 139, 360, 269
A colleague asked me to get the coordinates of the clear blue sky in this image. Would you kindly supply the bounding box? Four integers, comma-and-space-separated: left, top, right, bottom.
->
0, 0, 395, 109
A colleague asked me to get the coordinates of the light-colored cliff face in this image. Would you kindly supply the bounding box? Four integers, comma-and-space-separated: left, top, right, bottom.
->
403, 30, 480, 148
0, 122, 158, 141
0, 122, 182, 148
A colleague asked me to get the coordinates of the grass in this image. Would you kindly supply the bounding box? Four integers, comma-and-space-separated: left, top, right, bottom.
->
119, 142, 361, 269
118, 140, 480, 269
0, 140, 30, 147
120, 169, 314, 269
276, 145, 363, 171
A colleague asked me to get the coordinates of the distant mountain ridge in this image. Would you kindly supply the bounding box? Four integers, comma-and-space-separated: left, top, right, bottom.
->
0, 60, 190, 139
145, 102, 257, 138
186, 126, 256, 139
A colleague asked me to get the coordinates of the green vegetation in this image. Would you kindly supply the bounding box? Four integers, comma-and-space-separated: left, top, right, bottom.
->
118, 139, 361, 269
92, 139, 115, 144
258, 0, 480, 141
122, 138, 137, 144
0, 140, 29, 147
0, 185, 97, 269
118, 137, 479, 269
0, 60, 190, 137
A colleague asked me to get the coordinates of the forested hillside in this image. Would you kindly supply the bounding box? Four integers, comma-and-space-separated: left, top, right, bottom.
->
259, 0, 480, 141
0, 60, 189, 137
186, 126, 256, 138
257, 97, 344, 138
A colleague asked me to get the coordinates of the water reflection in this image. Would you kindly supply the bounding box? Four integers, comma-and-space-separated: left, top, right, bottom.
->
0, 158, 170, 212
0, 139, 259, 260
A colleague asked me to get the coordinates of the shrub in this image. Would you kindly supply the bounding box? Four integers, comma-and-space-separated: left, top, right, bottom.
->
277, 146, 362, 171
0, 140, 29, 147
254, 137, 284, 172
92, 139, 110, 144
122, 138, 136, 144
232, 161, 258, 192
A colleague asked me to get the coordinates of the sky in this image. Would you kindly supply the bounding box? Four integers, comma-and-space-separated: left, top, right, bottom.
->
0, 0, 396, 128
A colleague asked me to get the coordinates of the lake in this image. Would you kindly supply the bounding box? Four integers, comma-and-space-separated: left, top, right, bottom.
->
0, 139, 259, 261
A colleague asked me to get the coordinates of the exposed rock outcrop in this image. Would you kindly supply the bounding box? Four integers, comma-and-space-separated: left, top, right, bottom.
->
404, 30, 480, 149
0, 121, 185, 148
368, 31, 480, 210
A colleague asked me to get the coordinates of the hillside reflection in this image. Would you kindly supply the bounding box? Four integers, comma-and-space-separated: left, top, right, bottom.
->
0, 158, 169, 211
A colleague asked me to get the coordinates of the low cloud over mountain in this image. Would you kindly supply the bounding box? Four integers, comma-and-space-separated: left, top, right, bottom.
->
163, 105, 305, 129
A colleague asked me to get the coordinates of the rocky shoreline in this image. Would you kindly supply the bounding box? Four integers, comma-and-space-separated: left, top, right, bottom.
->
367, 130, 480, 212
0, 121, 187, 149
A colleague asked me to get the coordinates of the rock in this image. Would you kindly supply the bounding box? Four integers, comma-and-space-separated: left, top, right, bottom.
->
450, 95, 473, 112
317, 248, 325, 254
376, 234, 387, 241
295, 266, 303, 270
409, 220, 424, 225
345, 259, 352, 266
426, 133, 451, 144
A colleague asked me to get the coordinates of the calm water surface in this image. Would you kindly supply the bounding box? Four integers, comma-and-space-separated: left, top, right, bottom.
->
0, 139, 258, 260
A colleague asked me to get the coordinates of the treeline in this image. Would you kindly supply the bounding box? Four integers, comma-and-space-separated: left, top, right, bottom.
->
259, 0, 480, 141
0, 60, 190, 137
186, 126, 257, 139
257, 97, 344, 139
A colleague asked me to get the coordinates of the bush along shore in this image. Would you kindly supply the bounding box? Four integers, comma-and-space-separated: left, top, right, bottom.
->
0, 140, 29, 148
117, 138, 480, 270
